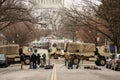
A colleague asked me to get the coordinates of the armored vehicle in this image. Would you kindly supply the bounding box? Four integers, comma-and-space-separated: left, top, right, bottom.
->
22, 46, 33, 64
0, 44, 19, 64
0, 44, 34, 65
64, 42, 111, 66
48, 47, 64, 59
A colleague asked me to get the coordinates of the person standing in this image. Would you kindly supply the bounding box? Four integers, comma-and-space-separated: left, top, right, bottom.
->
19, 47, 24, 70
64, 52, 69, 66
37, 54, 41, 67
42, 53, 46, 65
31, 49, 37, 69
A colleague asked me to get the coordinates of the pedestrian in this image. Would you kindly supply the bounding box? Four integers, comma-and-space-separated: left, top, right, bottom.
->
37, 54, 41, 67
42, 53, 46, 64
64, 52, 69, 66
19, 47, 24, 70
31, 49, 37, 69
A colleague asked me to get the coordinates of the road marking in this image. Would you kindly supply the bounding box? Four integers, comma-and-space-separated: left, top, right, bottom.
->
51, 64, 57, 80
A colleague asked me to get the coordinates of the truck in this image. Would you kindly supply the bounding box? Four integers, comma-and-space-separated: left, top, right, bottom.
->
22, 46, 33, 64
64, 42, 111, 66
0, 44, 34, 66
48, 44, 64, 59
0, 44, 20, 65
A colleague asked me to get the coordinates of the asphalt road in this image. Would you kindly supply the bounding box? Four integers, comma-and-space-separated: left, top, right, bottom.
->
0, 49, 120, 80
56, 60, 120, 80
0, 64, 52, 80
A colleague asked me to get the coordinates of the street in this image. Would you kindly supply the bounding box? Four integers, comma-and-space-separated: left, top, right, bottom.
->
0, 64, 51, 80
0, 58, 120, 80
56, 62, 120, 80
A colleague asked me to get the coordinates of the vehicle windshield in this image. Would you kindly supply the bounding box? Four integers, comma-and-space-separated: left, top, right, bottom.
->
28, 48, 33, 52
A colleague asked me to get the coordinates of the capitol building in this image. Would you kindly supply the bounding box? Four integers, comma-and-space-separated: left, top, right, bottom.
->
28, 0, 64, 32
30, 0, 64, 8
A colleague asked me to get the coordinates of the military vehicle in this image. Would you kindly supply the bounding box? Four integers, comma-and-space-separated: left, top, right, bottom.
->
64, 42, 112, 66
48, 44, 64, 59
0, 44, 19, 65
0, 44, 34, 65
22, 46, 33, 64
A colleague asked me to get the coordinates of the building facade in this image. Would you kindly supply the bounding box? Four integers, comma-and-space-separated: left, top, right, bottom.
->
30, 0, 64, 8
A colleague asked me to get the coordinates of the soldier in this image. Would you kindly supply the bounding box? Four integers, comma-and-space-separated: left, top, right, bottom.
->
19, 47, 24, 70
37, 54, 41, 67
64, 52, 69, 66
42, 53, 46, 64
31, 49, 37, 69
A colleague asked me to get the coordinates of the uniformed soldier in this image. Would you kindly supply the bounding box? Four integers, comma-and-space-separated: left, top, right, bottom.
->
64, 52, 69, 66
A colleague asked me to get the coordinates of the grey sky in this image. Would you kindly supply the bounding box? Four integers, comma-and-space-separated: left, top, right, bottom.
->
64, 0, 100, 7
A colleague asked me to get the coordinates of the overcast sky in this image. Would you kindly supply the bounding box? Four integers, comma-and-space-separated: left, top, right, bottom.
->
64, 0, 80, 6
64, 0, 100, 7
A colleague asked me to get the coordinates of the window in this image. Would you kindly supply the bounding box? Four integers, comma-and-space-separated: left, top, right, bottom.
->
28, 48, 33, 52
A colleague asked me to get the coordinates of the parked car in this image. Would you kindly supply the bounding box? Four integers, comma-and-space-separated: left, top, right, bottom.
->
106, 54, 120, 70
0, 54, 9, 67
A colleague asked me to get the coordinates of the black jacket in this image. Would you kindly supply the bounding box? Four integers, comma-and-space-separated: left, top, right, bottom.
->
31, 53, 37, 62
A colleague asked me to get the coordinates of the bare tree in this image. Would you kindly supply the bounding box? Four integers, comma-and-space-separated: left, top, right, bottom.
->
0, 0, 37, 31
60, 7, 93, 42
1, 22, 36, 46
0, 0, 43, 46
34, 27, 52, 40
60, 0, 120, 52
82, 0, 120, 51
36, 9, 62, 36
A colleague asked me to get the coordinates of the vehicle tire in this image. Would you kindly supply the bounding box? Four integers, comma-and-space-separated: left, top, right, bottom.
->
98, 58, 106, 66
24, 58, 30, 65
73, 58, 80, 65
4, 62, 8, 67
